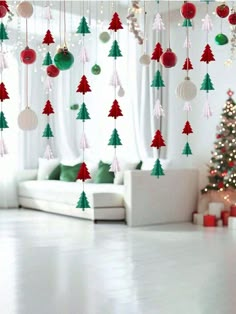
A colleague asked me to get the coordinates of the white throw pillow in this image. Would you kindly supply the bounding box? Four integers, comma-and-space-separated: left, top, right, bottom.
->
114, 160, 141, 185
37, 158, 60, 180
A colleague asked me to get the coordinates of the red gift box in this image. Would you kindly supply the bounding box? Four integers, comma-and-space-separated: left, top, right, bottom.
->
204, 215, 216, 227
230, 205, 236, 217
221, 210, 230, 226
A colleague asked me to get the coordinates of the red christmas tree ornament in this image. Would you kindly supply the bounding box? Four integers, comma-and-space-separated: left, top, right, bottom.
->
181, 2, 196, 19
182, 121, 193, 135
160, 48, 177, 68
77, 162, 91, 181
182, 57, 193, 70
42, 29, 55, 45
0, 82, 9, 101
151, 42, 163, 62
20, 46, 36, 64
151, 129, 166, 149
216, 4, 229, 18
76, 75, 91, 94
0, 1, 9, 12
0, 5, 7, 18
108, 12, 123, 32
228, 12, 236, 25
228, 161, 234, 167
46, 64, 60, 77
200, 44, 215, 63
108, 99, 123, 119
42, 100, 54, 115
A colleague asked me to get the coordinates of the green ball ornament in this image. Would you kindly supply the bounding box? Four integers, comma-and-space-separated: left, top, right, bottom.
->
91, 64, 101, 75
215, 33, 228, 45
54, 47, 74, 70
99, 31, 110, 43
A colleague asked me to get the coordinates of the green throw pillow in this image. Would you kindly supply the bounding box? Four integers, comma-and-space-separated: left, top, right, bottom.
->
60, 163, 82, 182
93, 161, 114, 184
48, 164, 61, 180
136, 160, 143, 170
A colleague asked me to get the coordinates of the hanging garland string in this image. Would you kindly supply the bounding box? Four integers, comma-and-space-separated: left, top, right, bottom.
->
76, 3, 92, 210
150, 0, 166, 178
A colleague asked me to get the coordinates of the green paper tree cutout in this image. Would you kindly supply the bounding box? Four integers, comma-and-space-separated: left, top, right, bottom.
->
182, 19, 192, 27
108, 40, 122, 59
76, 103, 90, 121
0, 23, 8, 41
200, 73, 214, 92
182, 142, 192, 156
108, 128, 122, 147
42, 123, 54, 138
151, 159, 165, 178
76, 191, 90, 210
151, 70, 165, 89
42, 52, 53, 66
0, 111, 8, 130
76, 16, 90, 36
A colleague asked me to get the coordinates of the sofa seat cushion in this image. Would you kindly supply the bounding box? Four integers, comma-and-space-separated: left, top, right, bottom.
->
18, 181, 124, 208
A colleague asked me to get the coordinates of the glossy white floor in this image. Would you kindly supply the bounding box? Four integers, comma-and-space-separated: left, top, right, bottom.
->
0, 209, 236, 314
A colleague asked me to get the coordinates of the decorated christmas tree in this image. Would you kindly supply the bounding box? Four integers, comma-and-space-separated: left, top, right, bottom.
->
202, 89, 236, 193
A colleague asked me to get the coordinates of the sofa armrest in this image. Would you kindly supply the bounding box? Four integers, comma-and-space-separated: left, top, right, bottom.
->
123, 169, 199, 227
17, 169, 38, 182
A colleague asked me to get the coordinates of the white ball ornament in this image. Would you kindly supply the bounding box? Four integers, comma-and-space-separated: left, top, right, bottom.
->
18, 107, 38, 130
118, 87, 125, 97
176, 77, 197, 101
16, 1, 33, 18
139, 54, 151, 65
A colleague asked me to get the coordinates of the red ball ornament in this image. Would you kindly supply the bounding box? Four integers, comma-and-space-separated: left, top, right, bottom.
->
228, 12, 236, 25
20, 46, 36, 64
228, 161, 234, 167
218, 182, 224, 189
46, 64, 60, 77
181, 2, 196, 19
216, 134, 221, 139
0, 5, 7, 18
216, 4, 229, 18
160, 48, 177, 68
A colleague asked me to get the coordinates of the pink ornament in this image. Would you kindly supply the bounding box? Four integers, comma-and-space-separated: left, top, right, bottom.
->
160, 48, 177, 68
0, 5, 7, 18
181, 2, 196, 19
16, 1, 33, 18
20, 46, 36, 64
46, 64, 60, 77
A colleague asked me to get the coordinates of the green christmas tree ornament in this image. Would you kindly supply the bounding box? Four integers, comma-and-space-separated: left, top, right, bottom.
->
215, 33, 228, 45
91, 64, 101, 75
0, 22, 8, 41
54, 47, 74, 71
0, 111, 8, 130
151, 70, 165, 88
76, 191, 90, 210
182, 18, 192, 27
182, 142, 192, 156
42, 51, 52, 66
76, 103, 90, 121
108, 128, 122, 147
200, 73, 214, 92
42, 123, 54, 138
151, 159, 165, 178
76, 16, 90, 36
108, 40, 122, 59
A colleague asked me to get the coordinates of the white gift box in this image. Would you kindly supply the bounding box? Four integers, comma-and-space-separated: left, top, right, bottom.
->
208, 202, 224, 218
217, 219, 223, 227
193, 213, 204, 225
228, 217, 236, 230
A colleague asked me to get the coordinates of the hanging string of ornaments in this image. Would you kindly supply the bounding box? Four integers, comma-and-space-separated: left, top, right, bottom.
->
200, 0, 215, 119
107, 11, 124, 174
176, 1, 197, 157
150, 1, 166, 178
0, 1, 10, 157
76, 11, 92, 210
17, 1, 38, 131
215, 2, 229, 45
42, 3, 57, 160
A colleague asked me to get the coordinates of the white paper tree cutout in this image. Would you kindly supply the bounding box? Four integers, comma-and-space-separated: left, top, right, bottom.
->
183, 102, 192, 112
79, 46, 89, 64
109, 156, 120, 172
203, 101, 213, 119
109, 69, 121, 87
202, 14, 213, 32
0, 52, 8, 72
0, 138, 7, 157
80, 132, 89, 149
44, 144, 54, 159
152, 13, 165, 31
153, 98, 165, 118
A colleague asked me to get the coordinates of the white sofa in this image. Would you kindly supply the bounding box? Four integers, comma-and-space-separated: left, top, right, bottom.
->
17, 168, 199, 227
